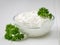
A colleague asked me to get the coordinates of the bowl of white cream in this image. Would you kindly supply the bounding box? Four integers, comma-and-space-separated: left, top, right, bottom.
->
13, 11, 54, 37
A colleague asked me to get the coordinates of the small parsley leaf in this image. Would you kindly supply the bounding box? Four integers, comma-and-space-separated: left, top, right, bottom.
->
37, 7, 53, 19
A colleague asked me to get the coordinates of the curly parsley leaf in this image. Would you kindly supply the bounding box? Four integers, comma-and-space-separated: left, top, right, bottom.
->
37, 7, 53, 19
5, 24, 24, 41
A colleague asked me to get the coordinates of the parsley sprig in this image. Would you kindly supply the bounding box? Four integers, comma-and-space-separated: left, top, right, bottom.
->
5, 24, 24, 41
37, 7, 53, 19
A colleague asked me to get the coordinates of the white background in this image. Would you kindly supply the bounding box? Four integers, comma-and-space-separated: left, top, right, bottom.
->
0, 0, 59, 45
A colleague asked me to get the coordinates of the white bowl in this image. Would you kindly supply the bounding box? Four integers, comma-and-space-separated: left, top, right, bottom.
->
13, 13, 54, 37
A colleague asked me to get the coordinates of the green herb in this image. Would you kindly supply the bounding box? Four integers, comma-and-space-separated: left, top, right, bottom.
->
5, 24, 24, 41
37, 7, 53, 19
